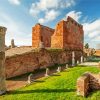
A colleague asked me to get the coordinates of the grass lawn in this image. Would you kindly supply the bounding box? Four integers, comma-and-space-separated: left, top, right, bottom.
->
0, 66, 100, 100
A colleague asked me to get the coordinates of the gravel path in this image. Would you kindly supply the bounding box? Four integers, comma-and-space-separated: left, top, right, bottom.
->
79, 62, 99, 67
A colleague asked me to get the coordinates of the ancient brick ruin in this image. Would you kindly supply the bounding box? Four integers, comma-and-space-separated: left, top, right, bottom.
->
5, 47, 82, 78
32, 16, 84, 50
4, 16, 84, 78
77, 72, 100, 97
51, 16, 84, 50
32, 23, 54, 48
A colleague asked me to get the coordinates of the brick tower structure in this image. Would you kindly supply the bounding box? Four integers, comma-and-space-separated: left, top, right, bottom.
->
51, 16, 84, 50
32, 23, 54, 48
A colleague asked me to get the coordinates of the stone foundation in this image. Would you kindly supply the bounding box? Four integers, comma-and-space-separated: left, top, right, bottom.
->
77, 72, 100, 97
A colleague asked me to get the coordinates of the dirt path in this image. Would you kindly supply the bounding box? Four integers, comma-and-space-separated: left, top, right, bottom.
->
79, 62, 99, 67
6, 66, 66, 91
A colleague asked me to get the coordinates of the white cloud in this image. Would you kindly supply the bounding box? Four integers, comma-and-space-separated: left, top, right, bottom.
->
29, 3, 40, 17
93, 36, 100, 42
29, 0, 75, 19
82, 17, 100, 49
8, 0, 21, 5
38, 10, 60, 24
0, 12, 31, 46
83, 19, 100, 39
64, 10, 82, 22
38, 18, 45, 24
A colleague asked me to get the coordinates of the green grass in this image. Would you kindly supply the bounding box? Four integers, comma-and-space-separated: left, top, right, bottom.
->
1, 66, 100, 100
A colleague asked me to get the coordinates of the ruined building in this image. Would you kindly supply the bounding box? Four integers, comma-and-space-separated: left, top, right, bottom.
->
32, 23, 54, 48
32, 16, 84, 50
51, 16, 84, 50
4, 17, 84, 79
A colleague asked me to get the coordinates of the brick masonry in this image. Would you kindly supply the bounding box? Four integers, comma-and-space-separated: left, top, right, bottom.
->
5, 49, 82, 78
32, 23, 54, 48
32, 16, 84, 51
77, 72, 100, 97
51, 16, 84, 50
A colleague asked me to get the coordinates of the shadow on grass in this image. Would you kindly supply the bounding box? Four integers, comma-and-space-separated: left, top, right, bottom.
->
50, 74, 61, 76
7, 89, 76, 95
88, 90, 100, 98
62, 70, 68, 72
34, 80, 45, 83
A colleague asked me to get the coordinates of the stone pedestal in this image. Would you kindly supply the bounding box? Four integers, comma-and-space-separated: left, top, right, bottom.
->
0, 26, 7, 95
81, 56, 83, 63
72, 51, 75, 66
84, 57, 86, 62
45, 68, 50, 77
57, 66, 61, 72
66, 64, 68, 69
77, 60, 79, 65
28, 73, 34, 84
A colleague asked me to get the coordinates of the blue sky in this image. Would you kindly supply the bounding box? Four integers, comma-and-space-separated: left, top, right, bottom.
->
0, 0, 100, 49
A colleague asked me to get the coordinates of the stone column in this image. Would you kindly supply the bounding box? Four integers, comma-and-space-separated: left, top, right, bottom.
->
45, 68, 50, 77
66, 64, 68, 69
11, 39, 15, 48
77, 60, 79, 65
27, 73, 34, 84
84, 57, 86, 62
57, 66, 61, 72
81, 56, 83, 63
72, 51, 75, 66
0, 26, 7, 95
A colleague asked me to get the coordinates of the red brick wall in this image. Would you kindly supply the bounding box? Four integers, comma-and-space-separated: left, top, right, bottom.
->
32, 17, 84, 50
32, 24, 41, 48
32, 24, 54, 48
51, 16, 84, 50
5, 49, 82, 78
51, 21, 64, 48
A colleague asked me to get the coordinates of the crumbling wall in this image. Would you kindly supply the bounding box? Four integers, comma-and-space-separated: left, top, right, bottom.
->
51, 16, 84, 50
32, 24, 41, 48
32, 24, 54, 48
51, 21, 64, 48
5, 49, 82, 78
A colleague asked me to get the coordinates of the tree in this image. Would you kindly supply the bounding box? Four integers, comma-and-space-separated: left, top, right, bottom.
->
90, 48, 96, 56
85, 43, 89, 49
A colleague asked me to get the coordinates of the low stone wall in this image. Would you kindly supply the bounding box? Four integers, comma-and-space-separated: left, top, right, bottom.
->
77, 72, 100, 97
5, 49, 82, 78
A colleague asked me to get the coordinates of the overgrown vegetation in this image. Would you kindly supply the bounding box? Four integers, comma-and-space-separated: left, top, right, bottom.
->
87, 56, 100, 62
0, 66, 100, 100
